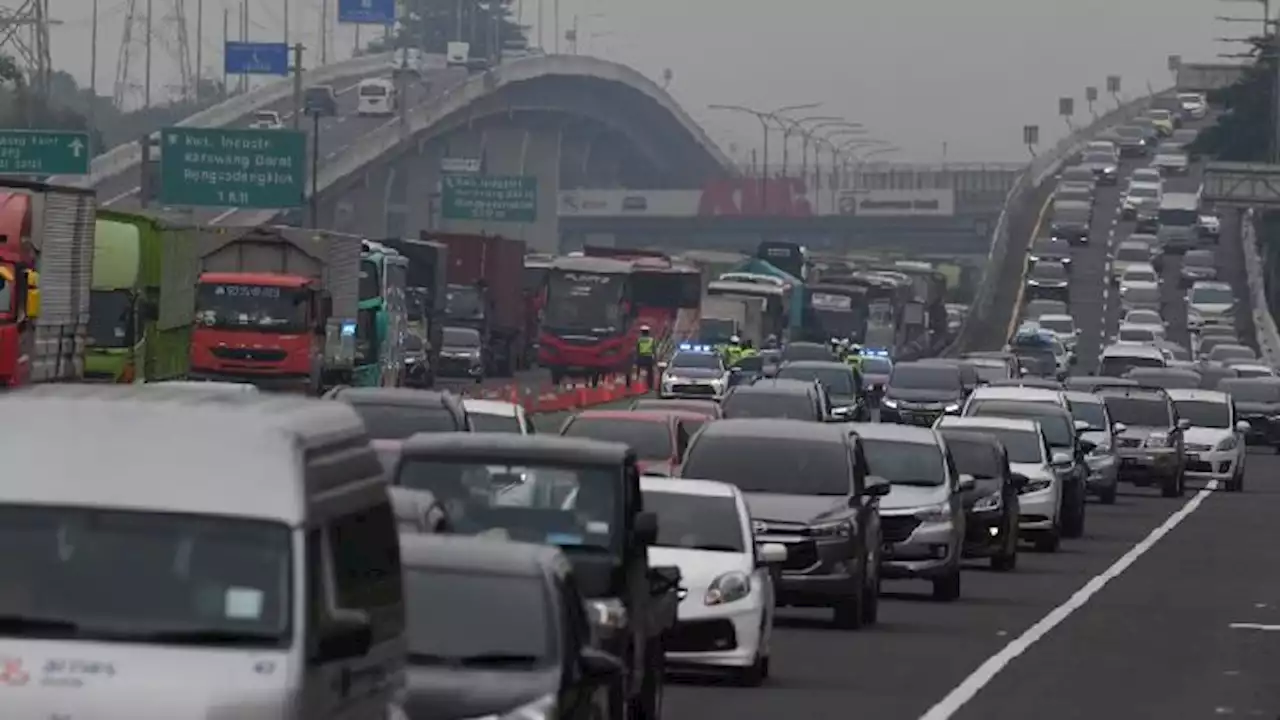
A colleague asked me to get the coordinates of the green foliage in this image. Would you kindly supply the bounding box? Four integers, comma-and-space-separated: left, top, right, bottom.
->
1189, 35, 1274, 162
368, 0, 529, 59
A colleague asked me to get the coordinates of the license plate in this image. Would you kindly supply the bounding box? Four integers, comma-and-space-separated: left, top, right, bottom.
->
1186, 453, 1199, 462
1121, 458, 1138, 467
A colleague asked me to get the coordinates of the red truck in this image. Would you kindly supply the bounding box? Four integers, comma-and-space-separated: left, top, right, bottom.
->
422, 231, 527, 376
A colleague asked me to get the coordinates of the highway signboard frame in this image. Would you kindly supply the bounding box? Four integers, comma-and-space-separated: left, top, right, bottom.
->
441, 174, 538, 222
337, 0, 396, 24
1203, 162, 1280, 207
224, 41, 290, 76
441, 157, 481, 173
0, 130, 90, 175
158, 127, 307, 209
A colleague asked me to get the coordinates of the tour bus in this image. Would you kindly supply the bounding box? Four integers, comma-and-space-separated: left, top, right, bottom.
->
357, 78, 398, 117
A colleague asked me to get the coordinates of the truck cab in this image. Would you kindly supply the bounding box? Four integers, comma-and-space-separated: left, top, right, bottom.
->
0, 262, 39, 386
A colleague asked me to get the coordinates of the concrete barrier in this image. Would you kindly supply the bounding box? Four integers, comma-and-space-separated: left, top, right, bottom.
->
1239, 208, 1280, 365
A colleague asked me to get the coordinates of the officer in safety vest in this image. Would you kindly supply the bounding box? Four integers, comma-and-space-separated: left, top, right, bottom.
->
636, 325, 656, 389
723, 335, 743, 366
736, 339, 759, 366
845, 343, 864, 373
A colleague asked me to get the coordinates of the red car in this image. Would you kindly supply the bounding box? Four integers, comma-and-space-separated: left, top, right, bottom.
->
559, 409, 707, 476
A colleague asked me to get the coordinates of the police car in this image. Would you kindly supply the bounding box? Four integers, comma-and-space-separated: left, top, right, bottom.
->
658, 344, 732, 399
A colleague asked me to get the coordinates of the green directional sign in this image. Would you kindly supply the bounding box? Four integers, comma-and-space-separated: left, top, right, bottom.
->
158, 127, 306, 208
0, 130, 91, 175
441, 174, 537, 222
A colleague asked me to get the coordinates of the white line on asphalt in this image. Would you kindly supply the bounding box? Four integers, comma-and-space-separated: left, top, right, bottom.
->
103, 187, 139, 206
210, 207, 238, 224
918, 479, 1220, 720
1227, 623, 1280, 631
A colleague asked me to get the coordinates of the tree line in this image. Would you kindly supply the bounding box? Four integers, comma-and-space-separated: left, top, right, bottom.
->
367, 0, 529, 59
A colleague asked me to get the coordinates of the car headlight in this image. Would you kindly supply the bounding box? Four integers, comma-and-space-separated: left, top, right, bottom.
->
914, 502, 951, 523
882, 398, 899, 409
1145, 434, 1171, 448
468, 350, 481, 359
1088, 442, 1112, 457
810, 520, 853, 538
973, 492, 1002, 512
662, 375, 681, 386
587, 598, 628, 630
499, 692, 557, 720
705, 571, 752, 606
1103, 166, 1117, 174
1216, 435, 1238, 451
944, 403, 961, 413
1020, 478, 1053, 494
709, 378, 724, 388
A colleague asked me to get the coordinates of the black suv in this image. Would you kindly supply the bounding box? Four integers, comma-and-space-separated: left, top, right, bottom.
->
1220, 377, 1280, 451
935, 428, 1023, 571
1098, 385, 1190, 497
775, 360, 868, 421
880, 361, 966, 426
392, 433, 680, 720
324, 386, 471, 438
680, 419, 889, 629
721, 378, 832, 422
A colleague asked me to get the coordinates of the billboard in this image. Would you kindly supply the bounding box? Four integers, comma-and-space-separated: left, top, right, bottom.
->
834, 189, 955, 217
557, 189, 700, 217
557, 187, 956, 217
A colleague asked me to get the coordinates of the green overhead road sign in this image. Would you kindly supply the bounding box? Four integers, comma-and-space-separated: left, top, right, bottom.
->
0, 130, 91, 174
158, 127, 306, 208
441, 174, 537, 222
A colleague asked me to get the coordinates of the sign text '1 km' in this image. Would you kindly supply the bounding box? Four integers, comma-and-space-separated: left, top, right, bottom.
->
0, 130, 90, 175
158, 127, 307, 209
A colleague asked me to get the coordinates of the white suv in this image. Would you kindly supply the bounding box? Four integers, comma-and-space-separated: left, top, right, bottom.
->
1165, 389, 1248, 491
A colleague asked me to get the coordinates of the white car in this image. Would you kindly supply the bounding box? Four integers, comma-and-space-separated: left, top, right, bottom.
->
1119, 262, 1159, 288
642, 477, 783, 685
1131, 168, 1163, 186
1186, 281, 1236, 329
1111, 239, 1157, 283
1198, 212, 1221, 238
1230, 363, 1277, 379
659, 345, 731, 399
1122, 308, 1165, 329
961, 385, 1069, 414
1116, 322, 1164, 345
935, 416, 1064, 552
1121, 182, 1162, 221
1036, 313, 1079, 353
1119, 280, 1162, 314
1178, 92, 1208, 120
248, 110, 283, 129
1152, 149, 1189, 175
1165, 389, 1248, 491
462, 398, 533, 434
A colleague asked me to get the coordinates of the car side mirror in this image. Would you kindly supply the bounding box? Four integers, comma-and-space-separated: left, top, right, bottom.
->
957, 474, 977, 492
1074, 420, 1090, 433
1051, 451, 1073, 466
756, 542, 788, 566
860, 476, 892, 499
634, 511, 658, 547
1236, 420, 1251, 433
1177, 418, 1191, 431
310, 609, 373, 664
657, 361, 668, 371
1112, 422, 1127, 434
580, 646, 624, 686
1009, 473, 1029, 490
729, 366, 742, 374
22, 269, 39, 320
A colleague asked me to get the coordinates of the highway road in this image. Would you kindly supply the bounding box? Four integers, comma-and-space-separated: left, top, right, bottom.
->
96, 65, 468, 223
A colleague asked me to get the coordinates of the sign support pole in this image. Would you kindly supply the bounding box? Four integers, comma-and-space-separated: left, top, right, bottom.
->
291, 43, 305, 130
310, 111, 321, 228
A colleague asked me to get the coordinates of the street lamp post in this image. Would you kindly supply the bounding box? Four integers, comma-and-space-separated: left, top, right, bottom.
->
837, 138, 890, 189
708, 102, 819, 212
805, 121, 863, 178
774, 115, 840, 178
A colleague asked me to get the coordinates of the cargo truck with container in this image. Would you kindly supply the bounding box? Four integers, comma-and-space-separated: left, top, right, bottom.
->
355, 240, 409, 388
0, 180, 95, 388
185, 225, 358, 393
424, 231, 527, 376
382, 236, 447, 387
697, 296, 764, 348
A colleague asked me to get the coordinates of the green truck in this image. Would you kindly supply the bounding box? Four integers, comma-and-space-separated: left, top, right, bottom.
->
86, 210, 195, 383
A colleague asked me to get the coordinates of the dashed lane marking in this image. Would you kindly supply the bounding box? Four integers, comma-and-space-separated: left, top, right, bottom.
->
1227, 623, 1280, 631
918, 479, 1221, 720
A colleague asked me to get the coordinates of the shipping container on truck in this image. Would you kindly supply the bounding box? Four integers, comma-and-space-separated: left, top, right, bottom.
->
0, 179, 95, 388
184, 225, 359, 393
380, 236, 447, 385
422, 231, 526, 376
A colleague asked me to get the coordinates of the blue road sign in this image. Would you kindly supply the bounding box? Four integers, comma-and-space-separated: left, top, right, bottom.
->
337, 0, 396, 24
224, 42, 290, 76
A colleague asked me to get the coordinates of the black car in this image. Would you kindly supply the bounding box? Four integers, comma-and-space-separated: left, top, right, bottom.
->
781, 341, 837, 363
721, 378, 831, 422
775, 360, 868, 421
324, 386, 472, 438
729, 353, 768, 386
961, 400, 1088, 539
399, 534, 622, 720
1079, 150, 1119, 185
1049, 201, 1092, 244
1219, 377, 1280, 451
1028, 237, 1073, 272
680, 419, 888, 629
880, 362, 966, 426
438, 325, 486, 381
1107, 125, 1150, 157
393, 434, 680, 720
1063, 376, 1139, 393
935, 428, 1023, 570
1026, 260, 1070, 303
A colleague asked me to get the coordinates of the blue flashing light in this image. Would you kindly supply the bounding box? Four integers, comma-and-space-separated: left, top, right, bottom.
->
677, 343, 715, 353
860, 347, 891, 357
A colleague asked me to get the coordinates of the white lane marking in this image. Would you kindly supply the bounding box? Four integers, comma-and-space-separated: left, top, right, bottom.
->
103, 187, 139, 206
1227, 623, 1280, 631
918, 479, 1220, 720
210, 207, 238, 225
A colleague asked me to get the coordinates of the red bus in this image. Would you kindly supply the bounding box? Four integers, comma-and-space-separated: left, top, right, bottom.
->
537, 255, 636, 384
582, 247, 701, 349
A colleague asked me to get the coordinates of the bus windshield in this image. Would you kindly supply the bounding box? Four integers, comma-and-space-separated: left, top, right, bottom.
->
359, 258, 381, 302
544, 271, 626, 334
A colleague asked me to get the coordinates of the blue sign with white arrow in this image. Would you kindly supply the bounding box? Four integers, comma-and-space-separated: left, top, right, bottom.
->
337, 0, 396, 25
224, 41, 290, 76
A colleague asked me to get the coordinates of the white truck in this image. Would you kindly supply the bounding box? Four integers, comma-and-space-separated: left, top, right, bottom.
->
698, 296, 764, 348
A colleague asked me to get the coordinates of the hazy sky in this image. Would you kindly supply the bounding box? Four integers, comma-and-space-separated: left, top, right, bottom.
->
37, 0, 1243, 162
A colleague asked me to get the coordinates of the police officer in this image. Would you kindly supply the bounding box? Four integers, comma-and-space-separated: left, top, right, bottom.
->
764, 334, 780, 350
845, 343, 864, 373
829, 337, 845, 361
723, 335, 743, 366
636, 325, 656, 389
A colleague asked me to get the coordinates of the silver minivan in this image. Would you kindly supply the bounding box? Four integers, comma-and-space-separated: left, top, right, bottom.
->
0, 386, 405, 718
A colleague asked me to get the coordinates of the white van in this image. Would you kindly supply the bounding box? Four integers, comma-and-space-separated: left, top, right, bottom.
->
357, 77, 398, 116
446, 41, 470, 67
0, 386, 405, 718
1099, 343, 1167, 377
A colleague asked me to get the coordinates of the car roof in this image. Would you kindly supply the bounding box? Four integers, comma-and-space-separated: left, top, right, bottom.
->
778, 360, 851, 372
971, 386, 1064, 402
641, 476, 739, 499
400, 433, 631, 466
1038, 313, 1073, 323
1121, 262, 1156, 272
1118, 322, 1159, 332
1229, 363, 1272, 372
462, 398, 522, 417
330, 386, 461, 408
696, 418, 847, 443
399, 534, 561, 577
1190, 280, 1232, 290
1164, 388, 1229, 403
1102, 343, 1165, 358
1118, 239, 1151, 249
969, 400, 1071, 418
1095, 385, 1172, 400
1063, 390, 1104, 404
845, 422, 940, 445
1128, 367, 1199, 377
735, 378, 816, 394
571, 409, 676, 423
937, 416, 1042, 433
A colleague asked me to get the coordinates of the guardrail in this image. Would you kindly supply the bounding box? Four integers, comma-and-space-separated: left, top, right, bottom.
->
941, 88, 1171, 356
1239, 208, 1280, 365
54, 52, 395, 189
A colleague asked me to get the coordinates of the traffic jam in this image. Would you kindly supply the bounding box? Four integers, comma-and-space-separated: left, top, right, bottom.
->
0, 88, 1274, 719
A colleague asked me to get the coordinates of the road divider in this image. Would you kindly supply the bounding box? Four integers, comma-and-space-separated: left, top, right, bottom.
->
459, 373, 651, 414
1239, 208, 1280, 365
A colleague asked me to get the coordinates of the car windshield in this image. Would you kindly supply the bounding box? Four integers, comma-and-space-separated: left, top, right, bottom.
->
1099, 354, 1163, 377
1124, 287, 1160, 303
862, 357, 893, 374
1038, 316, 1074, 334
1191, 287, 1234, 304
1125, 311, 1161, 325
1172, 400, 1231, 429
1184, 252, 1214, 268
1033, 263, 1067, 280
1118, 327, 1156, 343
1220, 380, 1280, 402
721, 390, 816, 420
443, 327, 481, 347
680, 436, 851, 495
890, 364, 961, 391
561, 417, 672, 461
940, 439, 1001, 485
469, 412, 522, 433
1116, 245, 1150, 262
1123, 269, 1157, 283
1116, 126, 1144, 138
966, 403, 1074, 446
777, 365, 854, 396
346, 402, 461, 438
949, 425, 1043, 464
1083, 152, 1113, 164
404, 569, 552, 667
253, 111, 277, 122
1069, 400, 1108, 431
642, 491, 745, 552
1102, 396, 1173, 426
0, 505, 291, 646
1054, 208, 1090, 223
860, 439, 944, 486
88, 290, 132, 349
970, 361, 1010, 382
396, 460, 619, 549
670, 353, 721, 370
1128, 185, 1160, 199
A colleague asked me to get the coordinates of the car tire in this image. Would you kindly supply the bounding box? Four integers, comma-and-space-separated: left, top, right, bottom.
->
1161, 470, 1182, 498
1034, 528, 1061, 553
1097, 484, 1118, 505
1228, 465, 1244, 492
732, 653, 768, 687
991, 545, 1018, 571
932, 569, 961, 602
1061, 490, 1086, 538
832, 591, 865, 630
860, 559, 880, 626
